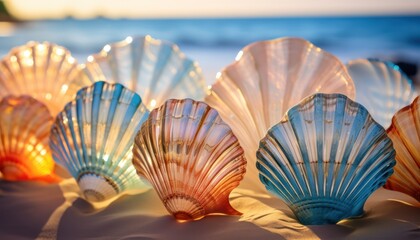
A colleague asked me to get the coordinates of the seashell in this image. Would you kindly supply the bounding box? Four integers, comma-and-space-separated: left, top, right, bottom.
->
346, 59, 418, 128
0, 95, 57, 182
0, 41, 91, 116
256, 93, 396, 225
132, 98, 246, 221
49, 81, 150, 202
205, 37, 355, 190
384, 96, 420, 201
80, 35, 207, 110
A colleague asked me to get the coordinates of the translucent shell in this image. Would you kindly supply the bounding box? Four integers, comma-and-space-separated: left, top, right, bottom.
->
0, 41, 91, 116
80, 35, 207, 110
346, 59, 418, 128
49, 81, 150, 202
132, 99, 246, 221
257, 93, 396, 225
205, 37, 355, 190
0, 95, 56, 182
384, 96, 420, 201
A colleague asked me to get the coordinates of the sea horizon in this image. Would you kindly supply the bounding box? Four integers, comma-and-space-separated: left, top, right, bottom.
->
0, 15, 419, 83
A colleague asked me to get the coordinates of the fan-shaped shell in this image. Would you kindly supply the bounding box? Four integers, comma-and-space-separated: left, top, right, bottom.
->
49, 81, 150, 202
79, 35, 207, 110
0, 95, 57, 181
0, 41, 91, 116
256, 93, 396, 225
384, 96, 420, 201
132, 98, 246, 221
346, 59, 418, 128
205, 37, 355, 190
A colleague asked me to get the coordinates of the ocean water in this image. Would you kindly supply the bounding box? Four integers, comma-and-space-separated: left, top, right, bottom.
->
0, 16, 419, 83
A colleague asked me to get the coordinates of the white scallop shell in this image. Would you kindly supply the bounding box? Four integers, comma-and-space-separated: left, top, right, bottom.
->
0, 41, 91, 116
80, 35, 207, 110
346, 59, 418, 128
206, 37, 355, 190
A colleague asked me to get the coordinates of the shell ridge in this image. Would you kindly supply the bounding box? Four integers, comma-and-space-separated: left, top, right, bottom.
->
146, 44, 172, 102
130, 38, 143, 93
15, 55, 28, 94
108, 47, 120, 83
288, 107, 316, 196
336, 119, 378, 198
98, 84, 122, 162
63, 103, 85, 176
98, 84, 124, 162
89, 82, 103, 166
51, 124, 75, 174
270, 126, 307, 197
194, 127, 238, 204
184, 103, 212, 200
332, 101, 367, 197
188, 108, 227, 200
49, 46, 64, 97
161, 60, 196, 104
341, 138, 391, 200
257, 133, 302, 201
325, 96, 345, 197
135, 121, 163, 195
314, 94, 325, 196
223, 66, 264, 138
347, 150, 395, 203
397, 108, 420, 160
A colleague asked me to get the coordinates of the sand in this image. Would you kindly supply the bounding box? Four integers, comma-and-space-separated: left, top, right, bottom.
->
1, 176, 419, 240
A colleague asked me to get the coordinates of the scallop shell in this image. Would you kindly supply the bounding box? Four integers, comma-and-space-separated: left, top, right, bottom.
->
49, 81, 150, 202
205, 37, 355, 190
256, 93, 396, 225
132, 98, 246, 221
0, 41, 91, 116
80, 35, 207, 110
384, 96, 420, 201
346, 59, 418, 128
0, 95, 57, 182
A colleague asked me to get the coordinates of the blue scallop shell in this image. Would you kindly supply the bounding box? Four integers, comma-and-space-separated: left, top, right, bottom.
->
346, 59, 418, 128
49, 81, 150, 202
256, 93, 396, 225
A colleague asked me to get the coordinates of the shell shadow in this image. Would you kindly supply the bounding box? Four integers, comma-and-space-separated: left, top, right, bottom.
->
58, 190, 281, 240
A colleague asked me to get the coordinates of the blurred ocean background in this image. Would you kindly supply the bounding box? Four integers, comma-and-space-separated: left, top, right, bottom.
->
0, 16, 419, 84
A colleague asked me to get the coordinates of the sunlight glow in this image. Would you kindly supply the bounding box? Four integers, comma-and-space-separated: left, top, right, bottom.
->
4, 0, 420, 20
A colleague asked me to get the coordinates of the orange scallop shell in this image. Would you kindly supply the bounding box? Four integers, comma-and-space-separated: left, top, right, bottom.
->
132, 99, 246, 221
384, 96, 420, 201
0, 95, 58, 182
